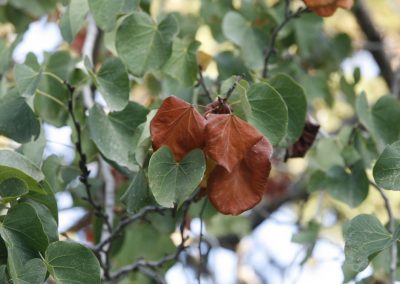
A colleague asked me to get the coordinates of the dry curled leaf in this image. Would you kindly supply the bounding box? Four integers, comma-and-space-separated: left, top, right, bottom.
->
207, 138, 273, 215
205, 114, 263, 172
303, 0, 354, 17
150, 96, 207, 160
285, 120, 320, 160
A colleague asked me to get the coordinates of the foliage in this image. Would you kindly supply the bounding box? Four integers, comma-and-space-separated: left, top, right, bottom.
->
0, 0, 399, 283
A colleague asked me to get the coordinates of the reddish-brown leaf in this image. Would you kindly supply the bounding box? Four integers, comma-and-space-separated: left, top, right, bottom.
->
207, 138, 273, 215
150, 96, 207, 160
336, 0, 353, 9
205, 114, 263, 172
303, 0, 353, 17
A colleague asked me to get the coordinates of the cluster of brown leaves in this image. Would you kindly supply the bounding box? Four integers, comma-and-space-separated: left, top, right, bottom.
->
303, 0, 354, 17
150, 96, 273, 215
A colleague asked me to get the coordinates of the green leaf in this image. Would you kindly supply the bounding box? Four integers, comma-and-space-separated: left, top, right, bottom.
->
59, 0, 89, 43
223, 78, 251, 121
0, 178, 28, 203
371, 96, 400, 146
222, 11, 263, 69
88, 103, 149, 170
18, 128, 46, 166
4, 202, 58, 252
96, 57, 130, 111
162, 38, 200, 87
310, 161, 369, 207
41, 155, 65, 193
0, 150, 45, 194
0, 93, 40, 143
148, 147, 206, 208
15, 64, 42, 97
0, 150, 44, 182
246, 82, 288, 145
113, 215, 176, 269
88, 0, 125, 31
116, 12, 178, 76
0, 265, 7, 283
129, 110, 157, 167
45, 241, 100, 284
121, 169, 155, 213
269, 74, 307, 145
344, 214, 392, 272
8, 0, 57, 18
373, 141, 400, 190
24, 181, 58, 224
215, 51, 251, 81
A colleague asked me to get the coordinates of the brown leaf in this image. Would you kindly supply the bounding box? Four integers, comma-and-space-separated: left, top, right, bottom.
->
285, 120, 320, 160
205, 114, 263, 172
303, 0, 353, 17
150, 96, 207, 160
207, 138, 272, 215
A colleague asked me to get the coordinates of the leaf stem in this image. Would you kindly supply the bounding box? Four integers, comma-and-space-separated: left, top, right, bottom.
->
225, 75, 243, 101
42, 71, 65, 85
35, 90, 68, 110
370, 181, 396, 284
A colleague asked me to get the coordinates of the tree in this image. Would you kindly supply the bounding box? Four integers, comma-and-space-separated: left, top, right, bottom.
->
0, 0, 399, 283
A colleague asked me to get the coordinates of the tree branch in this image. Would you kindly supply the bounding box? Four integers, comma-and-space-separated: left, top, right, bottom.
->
262, 1, 308, 78
353, 2, 396, 95
370, 181, 396, 284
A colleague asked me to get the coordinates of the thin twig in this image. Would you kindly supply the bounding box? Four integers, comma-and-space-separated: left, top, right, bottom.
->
370, 181, 396, 284
225, 75, 243, 100
262, 1, 308, 78
66, 81, 112, 230
197, 65, 213, 102
109, 245, 186, 281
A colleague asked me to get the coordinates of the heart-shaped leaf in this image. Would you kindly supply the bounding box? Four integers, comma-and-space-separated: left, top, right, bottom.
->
15, 64, 42, 97
1, 202, 58, 254
0, 93, 40, 143
205, 114, 263, 172
344, 214, 393, 272
121, 169, 155, 213
161, 38, 200, 87
88, 103, 149, 170
116, 12, 178, 76
148, 146, 206, 208
89, 0, 140, 32
373, 140, 400, 190
247, 82, 288, 145
59, 0, 89, 43
222, 11, 263, 69
207, 138, 272, 215
150, 96, 207, 161
96, 57, 130, 111
45, 241, 101, 284
269, 74, 307, 145
309, 161, 369, 207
